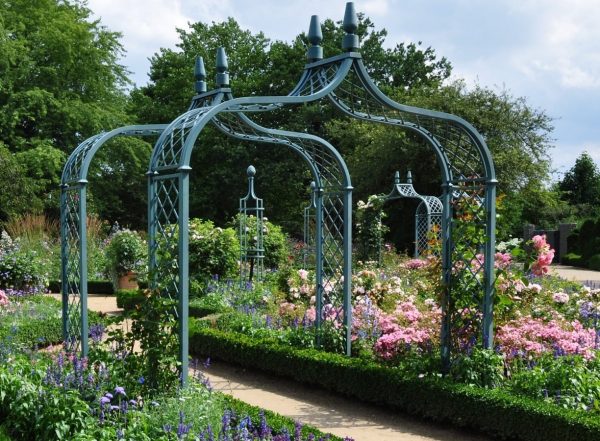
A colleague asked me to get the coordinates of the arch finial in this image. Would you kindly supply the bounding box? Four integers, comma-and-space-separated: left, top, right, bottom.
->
247, 165, 256, 177
216, 47, 230, 87
394, 170, 401, 184
307, 15, 323, 61
342, 2, 359, 51
407, 170, 413, 184
194, 56, 207, 93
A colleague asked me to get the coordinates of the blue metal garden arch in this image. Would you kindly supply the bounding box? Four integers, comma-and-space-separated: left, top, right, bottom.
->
60, 125, 167, 354
149, 3, 496, 378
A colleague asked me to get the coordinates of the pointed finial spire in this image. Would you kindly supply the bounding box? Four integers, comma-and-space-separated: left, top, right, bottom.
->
194, 56, 207, 93
216, 47, 229, 87
342, 2, 359, 52
394, 171, 401, 184
307, 15, 323, 62
407, 170, 413, 184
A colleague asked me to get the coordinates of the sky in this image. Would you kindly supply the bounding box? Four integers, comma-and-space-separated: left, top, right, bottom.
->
87, 0, 600, 177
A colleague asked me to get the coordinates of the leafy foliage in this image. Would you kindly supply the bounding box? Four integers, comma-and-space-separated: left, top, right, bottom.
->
188, 218, 240, 285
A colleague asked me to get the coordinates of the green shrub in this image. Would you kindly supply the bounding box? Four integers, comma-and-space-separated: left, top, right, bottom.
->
562, 252, 584, 267
588, 254, 600, 271
189, 219, 240, 283
189, 326, 600, 441
115, 288, 144, 311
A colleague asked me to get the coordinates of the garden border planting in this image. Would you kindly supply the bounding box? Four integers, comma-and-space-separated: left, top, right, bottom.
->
190, 326, 600, 441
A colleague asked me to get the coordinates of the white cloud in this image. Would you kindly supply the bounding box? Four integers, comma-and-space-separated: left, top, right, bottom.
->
363, 0, 390, 16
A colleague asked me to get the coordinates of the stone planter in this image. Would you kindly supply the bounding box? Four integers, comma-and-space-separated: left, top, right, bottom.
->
117, 271, 138, 290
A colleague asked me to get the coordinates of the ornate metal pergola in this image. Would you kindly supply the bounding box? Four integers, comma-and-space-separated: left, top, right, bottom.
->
61, 1, 496, 383
383, 171, 443, 258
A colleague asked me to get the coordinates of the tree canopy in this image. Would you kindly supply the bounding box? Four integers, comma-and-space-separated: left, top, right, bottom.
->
559, 152, 600, 207
0, 0, 134, 218
1, 4, 563, 245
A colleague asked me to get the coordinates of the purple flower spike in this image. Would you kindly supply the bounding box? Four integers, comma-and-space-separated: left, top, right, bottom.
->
104, 392, 113, 400
100, 396, 111, 405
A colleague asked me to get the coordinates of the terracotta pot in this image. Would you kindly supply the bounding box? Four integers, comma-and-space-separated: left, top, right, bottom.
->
117, 271, 138, 290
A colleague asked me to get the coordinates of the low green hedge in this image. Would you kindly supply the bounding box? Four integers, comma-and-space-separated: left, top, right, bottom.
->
189, 325, 600, 441
48, 280, 115, 294
562, 253, 585, 267
115, 289, 144, 310
0, 296, 106, 348
116, 290, 224, 318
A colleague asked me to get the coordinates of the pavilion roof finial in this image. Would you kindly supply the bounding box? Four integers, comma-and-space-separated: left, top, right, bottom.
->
407, 170, 413, 184
394, 170, 401, 184
194, 56, 207, 93
342, 2, 359, 52
307, 15, 323, 62
216, 47, 230, 87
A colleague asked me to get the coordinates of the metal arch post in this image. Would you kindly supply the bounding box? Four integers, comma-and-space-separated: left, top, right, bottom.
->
314, 184, 324, 346
440, 182, 454, 372
483, 179, 498, 349
147, 170, 158, 286
60, 185, 69, 342
178, 166, 191, 386
78, 181, 89, 356
343, 185, 353, 356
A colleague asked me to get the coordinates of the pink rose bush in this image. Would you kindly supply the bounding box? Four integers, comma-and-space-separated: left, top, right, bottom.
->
530, 234, 554, 276
0, 289, 8, 307
497, 316, 597, 359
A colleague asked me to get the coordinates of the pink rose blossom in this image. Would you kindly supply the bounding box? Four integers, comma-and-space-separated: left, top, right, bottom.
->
0, 290, 8, 307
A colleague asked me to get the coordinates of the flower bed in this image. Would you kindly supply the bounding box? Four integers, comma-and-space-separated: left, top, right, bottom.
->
185, 234, 600, 440
0, 286, 346, 440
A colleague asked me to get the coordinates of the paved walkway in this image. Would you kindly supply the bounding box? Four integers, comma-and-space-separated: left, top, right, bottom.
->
552, 264, 600, 284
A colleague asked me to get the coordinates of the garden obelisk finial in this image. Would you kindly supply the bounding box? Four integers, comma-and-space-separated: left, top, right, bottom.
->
342, 2, 359, 51
216, 47, 229, 87
194, 56, 207, 93
307, 15, 323, 61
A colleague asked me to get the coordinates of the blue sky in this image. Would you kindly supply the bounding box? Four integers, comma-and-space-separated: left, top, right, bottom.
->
88, 0, 600, 177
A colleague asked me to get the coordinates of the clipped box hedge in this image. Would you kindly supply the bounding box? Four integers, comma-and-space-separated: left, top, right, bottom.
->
48, 280, 115, 294
189, 325, 600, 441
116, 289, 223, 318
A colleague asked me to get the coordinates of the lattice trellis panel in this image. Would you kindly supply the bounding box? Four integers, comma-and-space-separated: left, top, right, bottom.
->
416, 200, 443, 257
151, 175, 181, 301
61, 186, 85, 353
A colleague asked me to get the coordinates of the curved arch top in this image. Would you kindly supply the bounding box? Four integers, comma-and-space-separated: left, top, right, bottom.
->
62, 125, 168, 185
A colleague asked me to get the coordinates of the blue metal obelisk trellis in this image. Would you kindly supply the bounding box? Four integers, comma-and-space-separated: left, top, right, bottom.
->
239, 165, 265, 283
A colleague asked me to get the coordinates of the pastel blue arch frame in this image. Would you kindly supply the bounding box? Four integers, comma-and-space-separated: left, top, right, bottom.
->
60, 125, 167, 354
